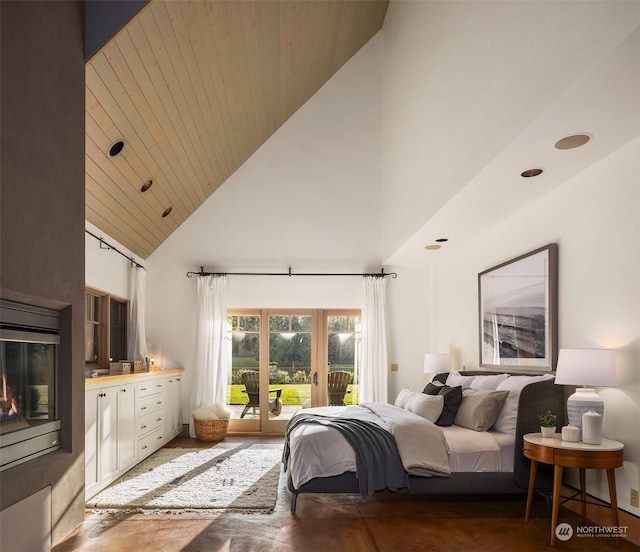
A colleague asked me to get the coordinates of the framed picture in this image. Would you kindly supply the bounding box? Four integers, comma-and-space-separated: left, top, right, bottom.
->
478, 244, 558, 371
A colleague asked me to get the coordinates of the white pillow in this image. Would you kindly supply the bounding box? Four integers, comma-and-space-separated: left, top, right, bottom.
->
492, 374, 555, 437
470, 373, 510, 391
395, 388, 444, 423
446, 371, 476, 389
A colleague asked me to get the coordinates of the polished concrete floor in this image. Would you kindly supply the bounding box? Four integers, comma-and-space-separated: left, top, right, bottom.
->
53, 435, 639, 552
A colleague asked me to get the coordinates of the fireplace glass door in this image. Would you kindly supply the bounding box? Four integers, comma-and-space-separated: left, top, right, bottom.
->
0, 300, 60, 471
1, 338, 57, 435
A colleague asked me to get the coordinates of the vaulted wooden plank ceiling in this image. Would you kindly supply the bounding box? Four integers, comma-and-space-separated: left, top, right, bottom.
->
86, 0, 389, 259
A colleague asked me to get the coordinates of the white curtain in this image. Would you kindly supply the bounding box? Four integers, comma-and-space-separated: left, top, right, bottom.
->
359, 276, 388, 403
189, 275, 228, 438
127, 267, 147, 364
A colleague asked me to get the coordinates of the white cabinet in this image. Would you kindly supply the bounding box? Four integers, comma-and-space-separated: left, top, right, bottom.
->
136, 379, 165, 461
85, 370, 183, 499
85, 386, 120, 498
117, 383, 137, 471
164, 375, 183, 442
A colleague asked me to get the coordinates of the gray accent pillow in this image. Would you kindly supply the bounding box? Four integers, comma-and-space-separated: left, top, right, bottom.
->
454, 389, 509, 431
423, 383, 463, 426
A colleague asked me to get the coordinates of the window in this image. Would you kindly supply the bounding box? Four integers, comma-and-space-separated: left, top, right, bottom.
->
226, 308, 360, 433
85, 288, 128, 367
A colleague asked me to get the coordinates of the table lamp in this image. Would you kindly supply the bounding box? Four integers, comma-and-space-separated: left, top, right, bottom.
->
554, 348, 616, 433
424, 353, 452, 375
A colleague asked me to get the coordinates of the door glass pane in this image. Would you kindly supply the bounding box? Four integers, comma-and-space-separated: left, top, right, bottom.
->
227, 315, 260, 420
269, 315, 312, 422
327, 315, 361, 405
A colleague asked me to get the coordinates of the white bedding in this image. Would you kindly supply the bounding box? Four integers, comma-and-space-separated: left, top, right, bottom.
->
287, 405, 514, 489
441, 425, 514, 473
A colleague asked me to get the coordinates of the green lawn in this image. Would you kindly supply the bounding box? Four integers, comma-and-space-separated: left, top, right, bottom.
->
227, 383, 358, 405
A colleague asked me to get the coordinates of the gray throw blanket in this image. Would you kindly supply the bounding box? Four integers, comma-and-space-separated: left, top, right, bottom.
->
283, 412, 408, 499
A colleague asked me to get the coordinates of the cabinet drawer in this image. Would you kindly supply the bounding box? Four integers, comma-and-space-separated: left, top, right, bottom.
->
138, 394, 165, 415
137, 379, 164, 398
137, 410, 164, 436
138, 428, 164, 458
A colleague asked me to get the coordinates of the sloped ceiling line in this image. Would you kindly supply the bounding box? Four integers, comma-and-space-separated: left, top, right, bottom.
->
85, 0, 389, 259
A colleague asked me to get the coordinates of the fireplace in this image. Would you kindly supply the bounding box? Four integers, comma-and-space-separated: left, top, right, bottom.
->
0, 300, 60, 471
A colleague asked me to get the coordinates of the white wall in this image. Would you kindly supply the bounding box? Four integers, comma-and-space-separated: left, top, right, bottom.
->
145, 35, 383, 421
85, 220, 135, 299
380, 0, 640, 260
415, 137, 639, 514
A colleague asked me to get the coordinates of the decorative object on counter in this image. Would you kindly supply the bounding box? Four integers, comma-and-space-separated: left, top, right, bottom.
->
193, 404, 231, 441
129, 360, 145, 373
423, 353, 452, 375
555, 348, 616, 436
561, 424, 580, 442
146, 342, 162, 369
538, 410, 557, 438
582, 410, 603, 445
109, 361, 132, 375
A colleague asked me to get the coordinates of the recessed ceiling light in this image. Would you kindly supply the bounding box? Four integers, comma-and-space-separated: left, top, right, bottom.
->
425, 244, 442, 251
141, 180, 153, 192
162, 207, 172, 218
108, 140, 125, 157
521, 168, 543, 178
435, 238, 449, 243
555, 133, 591, 150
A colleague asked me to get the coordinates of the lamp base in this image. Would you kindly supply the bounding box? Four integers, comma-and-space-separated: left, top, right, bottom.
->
566, 388, 604, 437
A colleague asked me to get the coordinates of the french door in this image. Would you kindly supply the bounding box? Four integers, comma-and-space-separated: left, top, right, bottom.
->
226, 309, 360, 434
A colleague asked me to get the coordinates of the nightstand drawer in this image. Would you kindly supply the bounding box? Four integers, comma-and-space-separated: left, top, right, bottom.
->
523, 440, 554, 464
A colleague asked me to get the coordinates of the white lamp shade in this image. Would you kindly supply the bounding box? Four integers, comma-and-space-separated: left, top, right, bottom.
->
554, 348, 616, 387
424, 353, 451, 374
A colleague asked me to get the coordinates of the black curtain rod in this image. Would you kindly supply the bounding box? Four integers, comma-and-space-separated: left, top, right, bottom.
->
85, 229, 146, 270
186, 266, 397, 279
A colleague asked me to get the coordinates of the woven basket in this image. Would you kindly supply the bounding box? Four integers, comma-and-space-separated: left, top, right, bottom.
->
193, 416, 229, 441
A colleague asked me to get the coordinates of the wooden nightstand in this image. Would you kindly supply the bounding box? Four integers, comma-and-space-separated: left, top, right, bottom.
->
523, 433, 624, 546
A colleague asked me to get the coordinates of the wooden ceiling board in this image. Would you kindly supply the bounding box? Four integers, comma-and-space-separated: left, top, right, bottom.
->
86, 0, 389, 259
85, 101, 179, 236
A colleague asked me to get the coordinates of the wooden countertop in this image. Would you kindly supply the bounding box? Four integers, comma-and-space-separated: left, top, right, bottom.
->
85, 368, 184, 387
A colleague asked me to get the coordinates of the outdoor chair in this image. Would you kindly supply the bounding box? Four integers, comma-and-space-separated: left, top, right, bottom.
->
240, 371, 283, 418
327, 370, 352, 406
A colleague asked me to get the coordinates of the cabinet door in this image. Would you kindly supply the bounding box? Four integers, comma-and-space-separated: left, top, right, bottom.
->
163, 377, 177, 442
118, 383, 137, 471
85, 388, 100, 498
99, 386, 119, 483
174, 376, 183, 436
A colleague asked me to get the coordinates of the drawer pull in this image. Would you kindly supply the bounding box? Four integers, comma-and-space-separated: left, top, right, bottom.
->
157, 401, 162, 405
156, 384, 162, 388
140, 387, 148, 391
141, 424, 147, 429
142, 445, 148, 450
157, 417, 162, 422
141, 406, 147, 410
121, 388, 126, 392
157, 435, 163, 440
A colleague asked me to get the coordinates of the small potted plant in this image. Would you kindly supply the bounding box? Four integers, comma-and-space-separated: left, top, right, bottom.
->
538, 410, 557, 438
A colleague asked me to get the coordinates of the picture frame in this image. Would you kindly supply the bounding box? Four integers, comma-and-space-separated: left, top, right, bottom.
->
478, 244, 558, 371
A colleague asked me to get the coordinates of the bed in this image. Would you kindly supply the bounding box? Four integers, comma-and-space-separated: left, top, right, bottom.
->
283, 370, 566, 513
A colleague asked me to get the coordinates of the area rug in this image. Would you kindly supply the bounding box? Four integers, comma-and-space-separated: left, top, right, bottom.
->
87, 443, 283, 514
